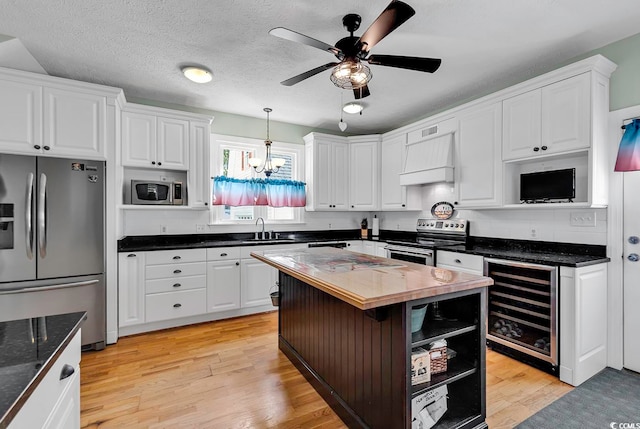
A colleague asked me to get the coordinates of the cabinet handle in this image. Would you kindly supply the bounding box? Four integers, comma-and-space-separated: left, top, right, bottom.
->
173, 269, 182, 274
172, 256, 181, 260
158, 162, 162, 166
235, 262, 240, 266
60, 364, 75, 380
43, 146, 50, 151
173, 283, 181, 288
204, 202, 208, 206
454, 259, 461, 264
173, 303, 182, 308
151, 161, 156, 165
351, 205, 354, 208
402, 204, 406, 207
127, 253, 136, 257
541, 145, 548, 151
34, 145, 41, 150
533, 147, 540, 152
220, 252, 228, 257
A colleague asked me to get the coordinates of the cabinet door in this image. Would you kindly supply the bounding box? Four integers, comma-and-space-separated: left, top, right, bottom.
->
349, 140, 379, 210
313, 140, 333, 210
188, 121, 211, 207
375, 242, 388, 257
43, 369, 80, 429
241, 259, 277, 307
43, 88, 106, 159
157, 116, 189, 170
0, 80, 42, 154
542, 73, 590, 154
456, 102, 502, 207
502, 89, 541, 161
380, 134, 407, 210
332, 142, 350, 210
346, 240, 363, 253
360, 241, 376, 256
207, 260, 241, 312
121, 111, 156, 167
118, 252, 146, 327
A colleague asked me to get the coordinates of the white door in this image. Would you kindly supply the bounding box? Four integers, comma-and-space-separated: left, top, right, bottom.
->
623, 171, 640, 372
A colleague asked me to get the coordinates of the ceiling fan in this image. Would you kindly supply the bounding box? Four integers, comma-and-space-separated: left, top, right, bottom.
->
269, 0, 441, 100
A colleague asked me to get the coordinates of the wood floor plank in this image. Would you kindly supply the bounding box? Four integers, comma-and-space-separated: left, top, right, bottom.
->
81, 311, 571, 428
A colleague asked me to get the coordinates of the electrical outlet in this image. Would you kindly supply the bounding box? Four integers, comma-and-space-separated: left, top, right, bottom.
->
196, 224, 205, 232
160, 225, 168, 233
530, 228, 537, 238
160, 176, 168, 182
570, 211, 597, 227
328, 223, 332, 229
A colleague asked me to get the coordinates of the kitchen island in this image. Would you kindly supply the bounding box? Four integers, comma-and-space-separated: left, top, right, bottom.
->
251, 248, 493, 429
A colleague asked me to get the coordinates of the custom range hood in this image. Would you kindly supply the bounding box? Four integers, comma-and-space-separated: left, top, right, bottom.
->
399, 118, 455, 186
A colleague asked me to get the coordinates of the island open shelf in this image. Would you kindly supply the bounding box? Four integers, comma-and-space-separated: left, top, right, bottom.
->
252, 248, 492, 429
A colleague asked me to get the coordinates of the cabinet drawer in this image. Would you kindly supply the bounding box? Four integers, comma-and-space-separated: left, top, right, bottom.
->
145, 289, 207, 322
145, 262, 206, 280
437, 251, 484, 274
207, 247, 241, 261
145, 248, 206, 265
8, 330, 81, 429
146, 275, 206, 294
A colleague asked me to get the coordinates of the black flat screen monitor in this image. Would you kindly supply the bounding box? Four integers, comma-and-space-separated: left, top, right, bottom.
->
520, 168, 575, 202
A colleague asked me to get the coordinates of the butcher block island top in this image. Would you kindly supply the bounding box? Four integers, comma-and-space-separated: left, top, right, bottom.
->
251, 247, 493, 310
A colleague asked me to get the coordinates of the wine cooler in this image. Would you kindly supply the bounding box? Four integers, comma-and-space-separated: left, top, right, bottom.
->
484, 258, 558, 370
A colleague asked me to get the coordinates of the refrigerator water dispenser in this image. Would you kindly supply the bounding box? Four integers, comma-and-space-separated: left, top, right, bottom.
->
0, 204, 14, 249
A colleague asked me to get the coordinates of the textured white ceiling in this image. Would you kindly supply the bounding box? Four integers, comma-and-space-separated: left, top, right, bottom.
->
1, 0, 639, 134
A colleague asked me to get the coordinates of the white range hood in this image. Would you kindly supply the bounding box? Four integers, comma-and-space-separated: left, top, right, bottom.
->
399, 126, 455, 186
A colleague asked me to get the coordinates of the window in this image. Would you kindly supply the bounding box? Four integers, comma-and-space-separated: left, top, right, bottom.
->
211, 134, 304, 224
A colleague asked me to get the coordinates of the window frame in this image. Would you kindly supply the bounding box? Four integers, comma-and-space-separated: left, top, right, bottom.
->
210, 134, 305, 225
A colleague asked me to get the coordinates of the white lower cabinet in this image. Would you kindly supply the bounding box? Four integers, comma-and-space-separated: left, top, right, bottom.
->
118, 252, 146, 327
145, 289, 207, 322
206, 247, 241, 312
436, 250, 484, 275
9, 330, 81, 429
241, 259, 277, 308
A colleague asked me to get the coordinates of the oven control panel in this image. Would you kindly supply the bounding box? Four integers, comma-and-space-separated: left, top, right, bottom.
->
417, 218, 468, 234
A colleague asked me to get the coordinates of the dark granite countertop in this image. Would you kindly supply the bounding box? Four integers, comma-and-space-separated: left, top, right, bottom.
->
117, 229, 417, 252
0, 312, 86, 429
438, 237, 609, 267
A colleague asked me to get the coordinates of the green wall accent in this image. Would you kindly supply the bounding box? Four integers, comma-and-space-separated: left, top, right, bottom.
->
130, 31, 640, 140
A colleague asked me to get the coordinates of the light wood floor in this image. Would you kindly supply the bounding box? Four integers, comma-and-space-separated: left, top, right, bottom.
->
80, 312, 572, 428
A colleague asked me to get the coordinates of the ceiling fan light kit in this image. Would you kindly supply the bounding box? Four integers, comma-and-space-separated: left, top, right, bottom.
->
181, 66, 213, 83
269, 1, 441, 99
343, 102, 363, 114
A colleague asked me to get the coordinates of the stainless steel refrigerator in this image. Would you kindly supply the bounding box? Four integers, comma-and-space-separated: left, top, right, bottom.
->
0, 155, 106, 350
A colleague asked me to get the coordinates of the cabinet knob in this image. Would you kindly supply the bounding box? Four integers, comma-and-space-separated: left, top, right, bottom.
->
454, 259, 461, 264
151, 161, 156, 165
173, 269, 182, 274
533, 147, 540, 152
351, 205, 354, 208
541, 145, 548, 151
628, 253, 639, 262
402, 204, 406, 207
173, 303, 182, 308
158, 162, 162, 166
172, 256, 181, 260
60, 364, 75, 380
33, 145, 41, 150
43, 146, 50, 151
173, 283, 181, 288
204, 202, 208, 206
127, 253, 136, 257
220, 252, 228, 257
235, 262, 240, 266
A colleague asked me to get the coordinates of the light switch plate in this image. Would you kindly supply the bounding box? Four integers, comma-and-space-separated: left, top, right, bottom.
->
570, 211, 596, 227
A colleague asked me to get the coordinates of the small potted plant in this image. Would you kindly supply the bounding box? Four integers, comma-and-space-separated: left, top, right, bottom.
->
361, 218, 368, 239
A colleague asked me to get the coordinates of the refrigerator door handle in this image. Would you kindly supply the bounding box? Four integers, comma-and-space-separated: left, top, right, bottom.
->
38, 173, 47, 258
0, 279, 99, 295
26, 172, 34, 260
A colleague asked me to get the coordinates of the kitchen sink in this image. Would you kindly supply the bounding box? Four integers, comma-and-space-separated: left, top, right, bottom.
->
240, 239, 296, 244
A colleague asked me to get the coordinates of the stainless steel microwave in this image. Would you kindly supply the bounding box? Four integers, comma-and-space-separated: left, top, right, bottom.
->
131, 180, 184, 205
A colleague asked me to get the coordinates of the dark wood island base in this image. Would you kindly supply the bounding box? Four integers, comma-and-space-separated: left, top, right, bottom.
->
252, 248, 492, 429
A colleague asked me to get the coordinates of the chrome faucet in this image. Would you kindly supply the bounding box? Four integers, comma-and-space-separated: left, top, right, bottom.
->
255, 217, 265, 240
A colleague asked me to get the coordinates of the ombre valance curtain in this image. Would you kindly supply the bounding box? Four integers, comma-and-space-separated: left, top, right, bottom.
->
615, 119, 640, 171
212, 176, 306, 207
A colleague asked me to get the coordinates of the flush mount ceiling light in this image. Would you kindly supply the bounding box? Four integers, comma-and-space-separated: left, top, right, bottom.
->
343, 102, 363, 114
248, 108, 286, 177
181, 66, 212, 83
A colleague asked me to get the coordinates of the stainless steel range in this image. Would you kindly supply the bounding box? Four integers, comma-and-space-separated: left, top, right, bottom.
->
384, 218, 469, 265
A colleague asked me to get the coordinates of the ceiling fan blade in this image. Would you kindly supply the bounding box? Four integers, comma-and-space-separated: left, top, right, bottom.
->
269, 27, 341, 56
358, 1, 416, 54
280, 62, 339, 86
353, 85, 371, 99
366, 55, 441, 73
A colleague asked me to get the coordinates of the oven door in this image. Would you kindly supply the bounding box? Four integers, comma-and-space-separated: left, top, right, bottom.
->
385, 245, 434, 266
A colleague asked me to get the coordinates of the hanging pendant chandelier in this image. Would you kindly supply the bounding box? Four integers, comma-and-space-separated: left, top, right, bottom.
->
248, 108, 285, 177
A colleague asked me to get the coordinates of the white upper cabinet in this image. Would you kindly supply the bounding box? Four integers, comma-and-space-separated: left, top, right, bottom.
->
0, 68, 121, 160
304, 133, 349, 211
503, 73, 591, 161
380, 133, 422, 211
348, 136, 380, 211
0, 80, 42, 154
455, 102, 502, 208
122, 108, 189, 170
188, 121, 211, 208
